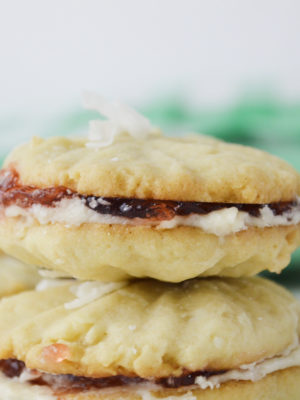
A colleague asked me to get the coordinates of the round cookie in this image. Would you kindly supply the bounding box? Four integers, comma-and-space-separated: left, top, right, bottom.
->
0, 252, 40, 297
0, 277, 299, 379
4, 135, 300, 203
0, 134, 299, 281
0, 277, 299, 398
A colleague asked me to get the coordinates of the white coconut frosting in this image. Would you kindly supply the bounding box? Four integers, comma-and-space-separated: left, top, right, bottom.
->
195, 344, 300, 389
0, 373, 55, 400
35, 278, 74, 292
4, 196, 300, 236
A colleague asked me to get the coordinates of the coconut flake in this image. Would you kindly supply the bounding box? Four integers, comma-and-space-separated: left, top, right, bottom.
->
17, 369, 42, 384
64, 281, 128, 309
83, 91, 155, 148
38, 269, 72, 279
36, 279, 74, 291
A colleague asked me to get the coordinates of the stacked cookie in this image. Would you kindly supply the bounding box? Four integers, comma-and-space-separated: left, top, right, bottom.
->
0, 252, 40, 298
0, 97, 300, 399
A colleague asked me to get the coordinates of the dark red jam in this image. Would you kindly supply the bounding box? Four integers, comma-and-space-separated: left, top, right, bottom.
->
0, 168, 296, 221
0, 359, 25, 378
0, 358, 226, 393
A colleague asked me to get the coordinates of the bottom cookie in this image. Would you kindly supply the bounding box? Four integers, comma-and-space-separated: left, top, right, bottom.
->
0, 277, 299, 399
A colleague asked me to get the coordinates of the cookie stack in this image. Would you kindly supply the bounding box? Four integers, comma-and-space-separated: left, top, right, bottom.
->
0, 98, 300, 400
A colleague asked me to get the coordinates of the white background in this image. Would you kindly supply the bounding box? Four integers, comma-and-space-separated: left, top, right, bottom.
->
0, 0, 299, 114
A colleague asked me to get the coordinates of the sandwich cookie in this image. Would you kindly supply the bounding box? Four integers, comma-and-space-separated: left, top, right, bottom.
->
0, 95, 299, 282
0, 277, 300, 399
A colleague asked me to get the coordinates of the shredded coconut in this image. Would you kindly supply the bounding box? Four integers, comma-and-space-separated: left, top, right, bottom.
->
88, 197, 98, 209
5, 196, 300, 236
97, 197, 111, 206
128, 325, 136, 331
36, 279, 74, 291
38, 269, 73, 279
194, 376, 215, 390
159, 199, 300, 235
64, 281, 128, 309
83, 91, 155, 148
18, 369, 42, 384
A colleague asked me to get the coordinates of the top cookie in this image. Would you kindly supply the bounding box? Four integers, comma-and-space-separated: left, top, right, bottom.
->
5, 134, 300, 203
0, 128, 299, 282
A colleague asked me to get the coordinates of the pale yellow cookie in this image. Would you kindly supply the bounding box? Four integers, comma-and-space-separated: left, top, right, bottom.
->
0, 252, 39, 297
0, 277, 300, 399
0, 221, 298, 282
1, 134, 300, 281
0, 277, 299, 377
5, 135, 300, 202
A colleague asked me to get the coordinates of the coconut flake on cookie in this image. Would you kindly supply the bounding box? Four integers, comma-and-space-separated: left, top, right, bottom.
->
83, 91, 157, 148
64, 280, 128, 309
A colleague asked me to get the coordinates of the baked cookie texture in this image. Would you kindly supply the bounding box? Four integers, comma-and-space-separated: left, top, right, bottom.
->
0, 277, 299, 378
0, 220, 298, 282
1, 367, 300, 400
4, 135, 300, 203
1, 133, 300, 281
0, 252, 39, 297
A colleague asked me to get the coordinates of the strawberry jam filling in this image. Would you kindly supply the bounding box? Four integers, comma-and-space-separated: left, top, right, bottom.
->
0, 358, 226, 393
0, 168, 296, 221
